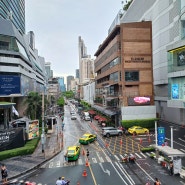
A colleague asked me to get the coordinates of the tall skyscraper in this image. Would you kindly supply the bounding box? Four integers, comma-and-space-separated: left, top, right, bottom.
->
67, 76, 74, 91
0, 0, 25, 34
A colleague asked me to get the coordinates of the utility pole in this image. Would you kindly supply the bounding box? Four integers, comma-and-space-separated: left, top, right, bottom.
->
41, 92, 45, 154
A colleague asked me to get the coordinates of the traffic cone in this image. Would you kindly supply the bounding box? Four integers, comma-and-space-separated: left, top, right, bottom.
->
82, 169, 87, 176
120, 139, 123, 145
148, 133, 151, 143
140, 138, 142, 144
85, 159, 89, 166
105, 142, 109, 148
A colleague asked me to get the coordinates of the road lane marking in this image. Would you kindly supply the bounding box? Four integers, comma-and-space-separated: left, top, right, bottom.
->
56, 161, 60, 167
110, 161, 130, 185
116, 162, 135, 185
92, 157, 97, 163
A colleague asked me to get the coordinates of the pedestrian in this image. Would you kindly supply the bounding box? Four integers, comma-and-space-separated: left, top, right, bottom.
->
154, 178, 161, 185
169, 160, 174, 176
56, 177, 62, 185
1, 164, 8, 184
62, 122, 65, 131
64, 152, 68, 163
86, 149, 89, 160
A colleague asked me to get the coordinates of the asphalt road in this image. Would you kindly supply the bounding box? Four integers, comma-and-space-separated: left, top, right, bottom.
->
16, 104, 185, 185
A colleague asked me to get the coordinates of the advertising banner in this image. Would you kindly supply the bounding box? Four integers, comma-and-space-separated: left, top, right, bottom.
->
0, 128, 25, 151
0, 75, 20, 95
28, 120, 39, 140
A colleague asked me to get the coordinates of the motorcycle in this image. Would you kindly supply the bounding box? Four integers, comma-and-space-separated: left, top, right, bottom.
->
121, 154, 129, 163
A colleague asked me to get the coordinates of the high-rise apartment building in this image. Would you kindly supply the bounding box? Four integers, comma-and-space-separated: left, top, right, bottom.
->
67, 76, 74, 91
0, 0, 25, 34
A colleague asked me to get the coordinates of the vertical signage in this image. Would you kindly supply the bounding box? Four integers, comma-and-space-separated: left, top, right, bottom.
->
157, 127, 165, 146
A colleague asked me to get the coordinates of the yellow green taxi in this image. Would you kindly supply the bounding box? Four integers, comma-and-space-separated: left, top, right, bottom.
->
66, 145, 80, 161
128, 126, 149, 135
79, 133, 97, 145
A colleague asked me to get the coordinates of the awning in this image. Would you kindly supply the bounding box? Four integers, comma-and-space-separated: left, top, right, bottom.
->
152, 145, 185, 157
105, 97, 118, 101
104, 109, 117, 116
92, 105, 105, 112
88, 110, 96, 115
0, 102, 16, 108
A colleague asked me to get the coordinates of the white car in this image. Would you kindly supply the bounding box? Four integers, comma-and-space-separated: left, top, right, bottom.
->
84, 116, 91, 121
71, 114, 77, 120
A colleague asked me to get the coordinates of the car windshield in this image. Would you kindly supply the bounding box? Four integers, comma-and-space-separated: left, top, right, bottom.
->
82, 135, 88, 139
68, 150, 75, 154
130, 126, 136, 129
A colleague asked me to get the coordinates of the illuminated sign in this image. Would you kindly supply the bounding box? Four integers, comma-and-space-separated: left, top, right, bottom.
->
172, 84, 179, 99
128, 96, 151, 106
28, 120, 39, 140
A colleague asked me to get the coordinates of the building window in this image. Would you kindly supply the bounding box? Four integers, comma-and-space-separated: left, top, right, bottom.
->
125, 71, 139, 81
110, 72, 119, 82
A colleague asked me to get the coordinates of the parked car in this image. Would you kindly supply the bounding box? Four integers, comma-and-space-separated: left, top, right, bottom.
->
128, 126, 149, 135
66, 145, 80, 161
79, 133, 97, 145
71, 114, 77, 120
102, 127, 123, 137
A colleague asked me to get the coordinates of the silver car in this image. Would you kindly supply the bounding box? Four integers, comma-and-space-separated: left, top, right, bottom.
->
102, 127, 123, 137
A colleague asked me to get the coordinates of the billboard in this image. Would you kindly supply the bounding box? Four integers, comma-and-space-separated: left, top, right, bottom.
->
128, 96, 151, 106
0, 75, 21, 95
157, 127, 165, 146
28, 120, 39, 140
172, 84, 179, 99
0, 128, 25, 151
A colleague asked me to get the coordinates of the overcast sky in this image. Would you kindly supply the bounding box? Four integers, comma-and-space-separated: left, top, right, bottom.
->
25, 0, 123, 78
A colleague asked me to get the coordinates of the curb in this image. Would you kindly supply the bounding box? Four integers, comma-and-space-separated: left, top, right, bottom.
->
7, 150, 61, 183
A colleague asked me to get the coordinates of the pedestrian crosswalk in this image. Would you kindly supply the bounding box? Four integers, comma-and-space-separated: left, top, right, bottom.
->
41, 151, 151, 168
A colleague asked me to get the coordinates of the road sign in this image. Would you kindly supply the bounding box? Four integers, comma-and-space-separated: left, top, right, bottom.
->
157, 127, 165, 146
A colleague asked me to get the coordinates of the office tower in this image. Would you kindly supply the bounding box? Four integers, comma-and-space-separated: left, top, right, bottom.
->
0, 0, 25, 34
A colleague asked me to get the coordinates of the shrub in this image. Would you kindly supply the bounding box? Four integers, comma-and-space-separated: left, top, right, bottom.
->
121, 118, 159, 129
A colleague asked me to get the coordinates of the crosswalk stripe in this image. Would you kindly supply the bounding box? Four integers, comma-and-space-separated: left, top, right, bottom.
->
135, 153, 142, 158
180, 149, 185, 152
140, 152, 147, 158
114, 155, 120, 161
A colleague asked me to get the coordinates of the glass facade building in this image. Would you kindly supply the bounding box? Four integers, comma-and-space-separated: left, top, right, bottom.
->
0, 0, 25, 34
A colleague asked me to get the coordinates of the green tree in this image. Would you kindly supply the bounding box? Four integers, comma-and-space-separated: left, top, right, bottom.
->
57, 96, 65, 107
24, 92, 42, 120
123, 0, 133, 11
63, 91, 74, 99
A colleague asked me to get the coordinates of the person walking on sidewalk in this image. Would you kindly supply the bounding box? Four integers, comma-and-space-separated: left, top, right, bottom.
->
1, 164, 8, 184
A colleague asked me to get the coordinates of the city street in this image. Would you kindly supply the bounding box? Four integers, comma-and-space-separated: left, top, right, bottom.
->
17, 104, 185, 185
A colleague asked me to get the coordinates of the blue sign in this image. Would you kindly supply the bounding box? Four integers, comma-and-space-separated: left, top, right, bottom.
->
0, 75, 21, 95
157, 127, 165, 146
172, 84, 179, 99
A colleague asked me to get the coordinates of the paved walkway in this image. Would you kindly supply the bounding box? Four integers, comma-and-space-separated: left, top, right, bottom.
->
0, 124, 62, 182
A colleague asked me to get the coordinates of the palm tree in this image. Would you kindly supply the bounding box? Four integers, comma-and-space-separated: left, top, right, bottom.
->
24, 92, 42, 120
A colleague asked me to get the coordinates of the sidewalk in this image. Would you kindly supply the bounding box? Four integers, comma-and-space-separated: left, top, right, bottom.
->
0, 125, 62, 182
